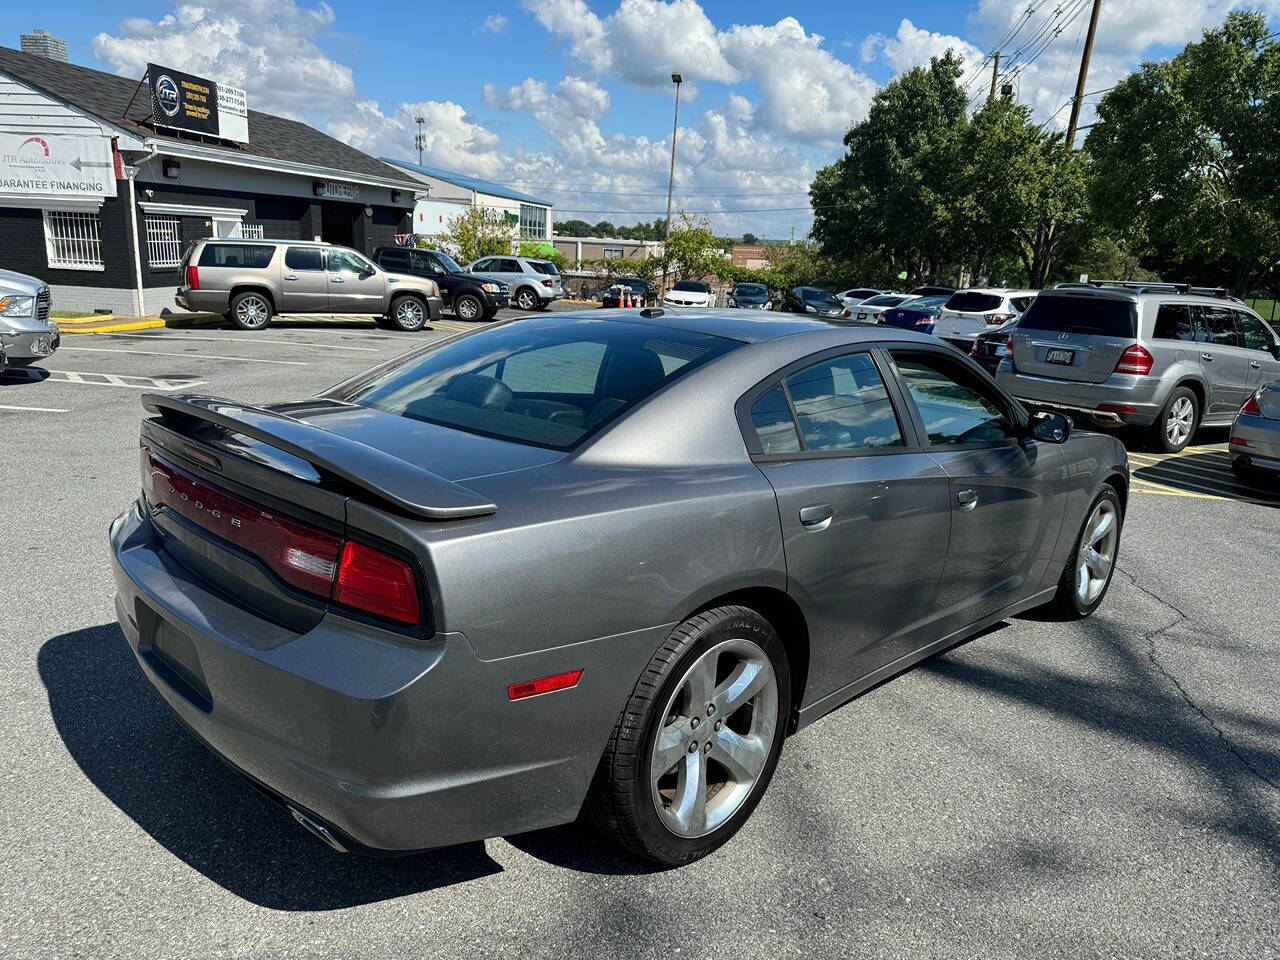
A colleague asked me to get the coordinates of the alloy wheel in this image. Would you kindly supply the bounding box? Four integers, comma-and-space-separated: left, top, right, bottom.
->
236, 295, 269, 328
395, 298, 424, 328
1076, 499, 1119, 605
1166, 396, 1194, 447
457, 297, 479, 320
517, 290, 537, 311
650, 638, 778, 839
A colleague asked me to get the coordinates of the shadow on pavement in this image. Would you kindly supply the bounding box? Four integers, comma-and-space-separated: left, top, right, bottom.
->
1129, 447, 1280, 507
39, 623, 504, 910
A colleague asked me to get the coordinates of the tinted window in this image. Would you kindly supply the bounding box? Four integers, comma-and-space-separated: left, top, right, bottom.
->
1018, 295, 1137, 338
945, 292, 1003, 312
1199, 306, 1241, 347
349, 319, 737, 450
329, 250, 373, 273
673, 281, 711, 292
1009, 296, 1035, 313
894, 354, 1014, 445
499, 259, 522, 272
529, 260, 559, 275
1237, 311, 1273, 352
284, 247, 323, 271
1152, 303, 1196, 341
377, 248, 411, 271
783, 353, 903, 451
801, 289, 842, 308
750, 385, 801, 454
199, 244, 275, 269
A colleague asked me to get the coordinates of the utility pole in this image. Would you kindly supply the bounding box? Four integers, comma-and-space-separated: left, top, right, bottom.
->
662, 73, 682, 295
414, 115, 426, 166
1065, 0, 1103, 148
988, 51, 1001, 102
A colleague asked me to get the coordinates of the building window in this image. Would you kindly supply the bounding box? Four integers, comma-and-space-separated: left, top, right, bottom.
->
144, 216, 182, 268
602, 246, 624, 259
43, 210, 104, 271
519, 204, 547, 240
240, 223, 264, 239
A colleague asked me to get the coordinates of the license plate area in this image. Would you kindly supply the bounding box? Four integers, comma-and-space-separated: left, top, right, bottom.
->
136, 600, 213, 712
1046, 348, 1075, 365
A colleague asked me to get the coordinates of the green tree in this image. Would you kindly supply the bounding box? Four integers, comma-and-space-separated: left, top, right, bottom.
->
593, 220, 617, 237
1087, 12, 1280, 291
741, 232, 760, 245
443, 206, 514, 264
555, 218, 593, 237
658, 212, 724, 283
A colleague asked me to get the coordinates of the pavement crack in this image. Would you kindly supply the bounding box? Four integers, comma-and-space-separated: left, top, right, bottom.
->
1117, 565, 1279, 793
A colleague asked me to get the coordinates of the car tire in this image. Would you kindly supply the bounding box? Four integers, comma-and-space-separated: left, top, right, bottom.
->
514, 287, 538, 311
1044, 485, 1124, 620
228, 291, 273, 330
453, 293, 484, 322
534, 300, 551, 311
389, 295, 428, 332
588, 605, 791, 867
1148, 387, 1198, 453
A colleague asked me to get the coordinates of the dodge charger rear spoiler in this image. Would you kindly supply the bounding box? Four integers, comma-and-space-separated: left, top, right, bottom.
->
141, 393, 498, 520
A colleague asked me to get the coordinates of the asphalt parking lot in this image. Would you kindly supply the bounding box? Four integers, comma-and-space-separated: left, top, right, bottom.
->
1, 310, 1277, 960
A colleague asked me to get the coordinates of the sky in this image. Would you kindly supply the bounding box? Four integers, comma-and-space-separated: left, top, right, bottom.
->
3, 0, 1276, 239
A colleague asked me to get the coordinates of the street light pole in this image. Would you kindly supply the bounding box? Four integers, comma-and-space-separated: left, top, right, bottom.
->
662, 73, 682, 295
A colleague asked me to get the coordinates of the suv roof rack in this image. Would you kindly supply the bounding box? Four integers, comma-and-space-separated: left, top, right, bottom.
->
1052, 280, 1233, 298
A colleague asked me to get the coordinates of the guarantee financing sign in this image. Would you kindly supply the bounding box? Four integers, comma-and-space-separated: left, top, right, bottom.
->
0, 134, 117, 200
147, 62, 249, 144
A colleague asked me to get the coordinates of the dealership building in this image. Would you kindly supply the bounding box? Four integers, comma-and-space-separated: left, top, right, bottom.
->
380, 158, 553, 245
0, 45, 422, 315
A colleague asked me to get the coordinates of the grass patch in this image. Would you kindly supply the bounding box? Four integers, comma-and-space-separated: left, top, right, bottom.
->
51, 309, 102, 319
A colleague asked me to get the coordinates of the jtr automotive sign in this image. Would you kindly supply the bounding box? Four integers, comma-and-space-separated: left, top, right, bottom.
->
146, 63, 250, 143
0, 134, 117, 199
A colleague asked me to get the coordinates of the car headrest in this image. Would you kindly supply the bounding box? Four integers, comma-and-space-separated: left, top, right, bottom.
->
445, 373, 514, 410
599, 348, 666, 401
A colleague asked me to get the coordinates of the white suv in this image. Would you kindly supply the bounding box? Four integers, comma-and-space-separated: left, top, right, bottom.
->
465, 256, 565, 311
935, 288, 1037, 348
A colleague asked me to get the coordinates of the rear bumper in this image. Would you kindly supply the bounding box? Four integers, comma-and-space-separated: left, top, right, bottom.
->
110, 500, 662, 853
996, 365, 1165, 426
1230, 414, 1280, 474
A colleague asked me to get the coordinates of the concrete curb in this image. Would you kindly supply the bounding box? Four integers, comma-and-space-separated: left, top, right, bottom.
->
59, 313, 223, 335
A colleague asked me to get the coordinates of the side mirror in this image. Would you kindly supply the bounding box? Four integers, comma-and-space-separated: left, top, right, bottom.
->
1272, 340, 1280, 360
1028, 410, 1072, 444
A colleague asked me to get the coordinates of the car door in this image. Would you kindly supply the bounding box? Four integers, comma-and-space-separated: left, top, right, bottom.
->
280, 246, 328, 311
743, 348, 953, 704
326, 249, 385, 314
887, 347, 1065, 632
1236, 309, 1280, 392
411, 250, 452, 301
1195, 304, 1251, 416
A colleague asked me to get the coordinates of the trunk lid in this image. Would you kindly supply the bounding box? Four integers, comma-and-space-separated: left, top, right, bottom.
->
1010, 293, 1139, 384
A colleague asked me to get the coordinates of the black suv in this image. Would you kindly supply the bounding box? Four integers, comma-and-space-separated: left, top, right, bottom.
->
372, 246, 509, 321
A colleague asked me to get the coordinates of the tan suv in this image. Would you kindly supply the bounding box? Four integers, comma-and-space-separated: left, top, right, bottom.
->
176, 239, 443, 331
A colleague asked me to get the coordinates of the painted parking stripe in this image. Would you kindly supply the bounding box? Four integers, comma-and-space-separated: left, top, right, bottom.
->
1, 367, 204, 391
106, 332, 380, 352
1129, 470, 1276, 505
0, 402, 69, 413
61, 345, 307, 366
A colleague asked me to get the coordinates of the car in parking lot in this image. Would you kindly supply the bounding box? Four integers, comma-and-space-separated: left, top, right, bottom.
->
602, 276, 655, 308
934, 288, 1037, 348
844, 293, 914, 323
0, 267, 59, 367
1230, 384, 1280, 480
372, 246, 508, 321
997, 284, 1280, 452
881, 295, 949, 333
837, 287, 889, 310
969, 323, 1016, 375
110, 308, 1128, 869
176, 239, 443, 331
728, 282, 771, 309
662, 280, 716, 308
464, 255, 565, 311
781, 286, 845, 317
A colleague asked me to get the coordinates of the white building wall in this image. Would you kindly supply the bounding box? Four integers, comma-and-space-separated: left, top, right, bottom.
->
412, 196, 469, 237
0, 71, 122, 137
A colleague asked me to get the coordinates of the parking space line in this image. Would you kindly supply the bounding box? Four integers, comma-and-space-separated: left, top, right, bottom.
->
1129, 471, 1275, 505
2, 368, 205, 391
61, 345, 307, 366
105, 332, 380, 352
0, 402, 69, 413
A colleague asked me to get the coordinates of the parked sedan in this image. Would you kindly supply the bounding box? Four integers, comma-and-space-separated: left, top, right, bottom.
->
111, 310, 1128, 868
837, 287, 888, 309
881, 295, 950, 333
0, 267, 58, 367
969, 322, 1016, 375
662, 280, 716, 307
1230, 384, 1280, 480
844, 293, 914, 323
728, 282, 771, 309
782, 286, 845, 317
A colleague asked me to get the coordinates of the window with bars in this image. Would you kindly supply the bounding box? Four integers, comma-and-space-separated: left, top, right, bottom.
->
240, 223, 264, 239
43, 210, 104, 270
519, 204, 547, 240
145, 216, 182, 268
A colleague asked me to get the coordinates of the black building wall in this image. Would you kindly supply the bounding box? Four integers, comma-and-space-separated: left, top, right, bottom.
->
0, 193, 138, 289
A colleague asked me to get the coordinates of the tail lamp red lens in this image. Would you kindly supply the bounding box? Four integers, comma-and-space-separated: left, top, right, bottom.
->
1097, 402, 1136, 414
334, 540, 420, 625
985, 312, 1015, 325
1113, 344, 1154, 376
1240, 393, 1262, 416
507, 669, 584, 701
541, 279, 553, 288
185, 265, 199, 290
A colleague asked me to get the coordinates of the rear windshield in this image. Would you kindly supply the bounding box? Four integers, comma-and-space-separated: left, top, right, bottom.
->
199, 244, 276, 269
861, 295, 909, 307
945, 292, 1003, 312
1018, 295, 1137, 338
673, 281, 710, 292
347, 319, 738, 450
529, 260, 559, 276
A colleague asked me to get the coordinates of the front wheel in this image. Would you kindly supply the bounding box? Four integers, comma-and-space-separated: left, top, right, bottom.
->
453, 293, 483, 321
389, 295, 428, 331
588, 606, 790, 866
1045, 485, 1124, 619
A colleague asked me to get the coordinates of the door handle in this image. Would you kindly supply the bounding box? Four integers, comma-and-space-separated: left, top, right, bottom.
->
956, 489, 979, 512
330, 277, 345, 284
284, 274, 298, 281
1250, 360, 1261, 369
1200, 353, 1215, 362
799, 503, 833, 531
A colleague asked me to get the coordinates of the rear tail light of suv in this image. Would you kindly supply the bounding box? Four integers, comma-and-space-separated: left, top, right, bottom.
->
184, 266, 199, 290
1113, 344, 1154, 376
985, 312, 1016, 326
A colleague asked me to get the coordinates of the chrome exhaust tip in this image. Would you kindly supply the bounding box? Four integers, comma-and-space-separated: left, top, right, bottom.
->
289, 806, 348, 853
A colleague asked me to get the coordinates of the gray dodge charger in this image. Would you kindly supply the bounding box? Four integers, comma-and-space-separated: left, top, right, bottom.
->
110, 309, 1129, 866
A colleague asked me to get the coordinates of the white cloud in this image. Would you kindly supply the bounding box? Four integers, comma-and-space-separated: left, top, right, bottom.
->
482, 13, 508, 33
861, 19, 985, 75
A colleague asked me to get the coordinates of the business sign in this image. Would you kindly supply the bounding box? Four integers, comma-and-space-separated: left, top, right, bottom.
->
316, 181, 360, 200
146, 63, 249, 144
0, 134, 117, 199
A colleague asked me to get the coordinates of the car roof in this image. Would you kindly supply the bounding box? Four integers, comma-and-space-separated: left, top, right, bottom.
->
1038, 286, 1252, 310
574, 307, 938, 345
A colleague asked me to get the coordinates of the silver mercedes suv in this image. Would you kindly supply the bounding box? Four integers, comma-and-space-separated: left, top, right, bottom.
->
996, 283, 1280, 452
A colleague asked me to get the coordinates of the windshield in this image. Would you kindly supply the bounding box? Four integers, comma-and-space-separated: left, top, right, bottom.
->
734, 284, 767, 297
348, 319, 739, 450
1018, 295, 1137, 338
802, 289, 841, 306
433, 251, 464, 273
673, 281, 710, 292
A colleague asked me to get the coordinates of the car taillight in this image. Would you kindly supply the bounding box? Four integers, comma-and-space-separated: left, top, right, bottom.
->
873, 312, 884, 322
1006, 339, 1014, 363
1113, 344, 1154, 376
985, 312, 1015, 325
1241, 392, 1262, 416
185, 265, 199, 290
970, 340, 981, 356
843, 309, 851, 318
541, 279, 553, 288
334, 540, 421, 625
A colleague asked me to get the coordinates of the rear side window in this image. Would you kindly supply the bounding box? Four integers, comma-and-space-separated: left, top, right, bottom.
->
749, 386, 801, 454
1236, 311, 1273, 351
945, 292, 1003, 312
378, 248, 411, 271
285, 247, 324, 271
1152, 303, 1196, 341
500, 259, 522, 272
1018, 296, 1137, 338
1199, 306, 1241, 347
199, 244, 275, 269
783, 353, 903, 452
529, 261, 559, 276
1009, 296, 1035, 313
